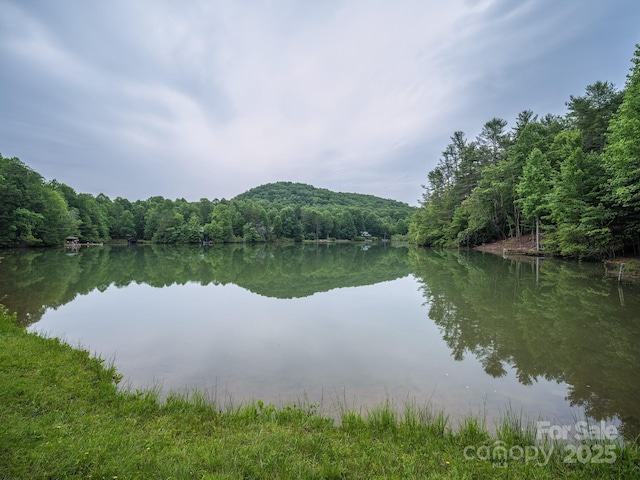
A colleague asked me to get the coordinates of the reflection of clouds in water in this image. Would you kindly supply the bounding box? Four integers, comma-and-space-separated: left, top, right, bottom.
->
30, 276, 579, 427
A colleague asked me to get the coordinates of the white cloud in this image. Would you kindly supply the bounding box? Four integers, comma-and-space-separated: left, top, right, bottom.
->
115, 2, 483, 186
1, 0, 637, 203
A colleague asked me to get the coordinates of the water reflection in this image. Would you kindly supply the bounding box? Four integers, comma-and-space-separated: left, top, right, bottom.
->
0, 243, 412, 325
411, 249, 640, 439
1, 244, 638, 438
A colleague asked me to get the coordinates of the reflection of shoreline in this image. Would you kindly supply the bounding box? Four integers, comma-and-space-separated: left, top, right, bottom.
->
476, 238, 640, 281
409, 248, 640, 440
0, 243, 412, 325
27, 273, 582, 435
5, 245, 639, 440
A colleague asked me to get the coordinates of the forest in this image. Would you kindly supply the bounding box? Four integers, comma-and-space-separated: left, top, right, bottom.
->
408, 45, 640, 259
0, 158, 413, 247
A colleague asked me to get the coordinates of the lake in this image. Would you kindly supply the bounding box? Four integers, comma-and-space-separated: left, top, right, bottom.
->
1, 243, 638, 438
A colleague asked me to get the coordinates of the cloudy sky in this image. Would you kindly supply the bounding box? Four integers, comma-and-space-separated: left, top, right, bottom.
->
1, 1, 638, 205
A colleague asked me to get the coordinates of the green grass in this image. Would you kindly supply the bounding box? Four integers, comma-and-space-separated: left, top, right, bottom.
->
1, 306, 639, 479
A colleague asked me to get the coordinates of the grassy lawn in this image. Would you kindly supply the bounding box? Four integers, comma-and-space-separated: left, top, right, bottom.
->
1, 306, 638, 479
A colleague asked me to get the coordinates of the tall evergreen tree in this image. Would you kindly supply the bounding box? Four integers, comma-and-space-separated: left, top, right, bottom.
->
567, 81, 624, 153
603, 44, 640, 253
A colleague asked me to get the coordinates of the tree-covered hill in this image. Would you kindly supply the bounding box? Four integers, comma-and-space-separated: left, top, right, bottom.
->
234, 181, 413, 211
0, 156, 413, 247
228, 182, 414, 242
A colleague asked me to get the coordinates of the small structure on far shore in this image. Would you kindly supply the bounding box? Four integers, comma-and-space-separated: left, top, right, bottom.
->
65, 236, 79, 246
64, 236, 104, 248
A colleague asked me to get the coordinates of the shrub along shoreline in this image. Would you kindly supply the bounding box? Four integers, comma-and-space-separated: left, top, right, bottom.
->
1, 307, 638, 479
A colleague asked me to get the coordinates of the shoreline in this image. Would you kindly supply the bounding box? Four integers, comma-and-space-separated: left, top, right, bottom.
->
473, 236, 540, 255
474, 238, 640, 277
1, 307, 637, 478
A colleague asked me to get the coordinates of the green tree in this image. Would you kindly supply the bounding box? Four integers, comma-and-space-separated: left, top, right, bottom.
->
117, 210, 136, 239
516, 148, 552, 249
204, 220, 223, 243
74, 194, 110, 242
242, 222, 261, 242
477, 117, 510, 164
271, 214, 283, 239
546, 143, 614, 258
0, 155, 77, 246
109, 200, 137, 239
280, 206, 303, 241
148, 200, 184, 243
603, 44, 640, 254
567, 81, 624, 153
335, 211, 357, 240
38, 187, 77, 244
182, 213, 204, 244
14, 207, 44, 244
211, 204, 234, 242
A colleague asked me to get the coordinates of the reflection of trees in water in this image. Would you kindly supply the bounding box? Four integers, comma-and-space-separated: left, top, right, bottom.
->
0, 243, 412, 325
3, 245, 638, 438
409, 248, 640, 440
218, 243, 412, 298
0, 249, 88, 325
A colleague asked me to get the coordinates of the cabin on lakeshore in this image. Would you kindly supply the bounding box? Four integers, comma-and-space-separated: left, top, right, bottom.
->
360, 231, 372, 242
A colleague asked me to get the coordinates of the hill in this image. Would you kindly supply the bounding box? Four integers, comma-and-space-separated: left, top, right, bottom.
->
0, 154, 413, 246
233, 181, 414, 212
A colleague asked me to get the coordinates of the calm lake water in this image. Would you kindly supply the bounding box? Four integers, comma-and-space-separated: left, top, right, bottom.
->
1, 243, 639, 437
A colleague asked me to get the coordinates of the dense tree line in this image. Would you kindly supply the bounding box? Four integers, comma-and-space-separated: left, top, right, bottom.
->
409, 45, 640, 259
233, 182, 412, 242
0, 159, 412, 247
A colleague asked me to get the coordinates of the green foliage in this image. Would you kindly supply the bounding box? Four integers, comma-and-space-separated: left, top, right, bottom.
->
233, 181, 414, 241
545, 146, 616, 258
0, 155, 78, 246
410, 118, 518, 246
566, 80, 624, 153
0, 244, 413, 326
235, 181, 410, 210
516, 148, 552, 223
603, 44, 640, 253
1, 159, 413, 247
410, 45, 639, 258
409, 248, 640, 440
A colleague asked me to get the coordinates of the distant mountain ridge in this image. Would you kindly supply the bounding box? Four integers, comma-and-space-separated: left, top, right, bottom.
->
233, 181, 414, 211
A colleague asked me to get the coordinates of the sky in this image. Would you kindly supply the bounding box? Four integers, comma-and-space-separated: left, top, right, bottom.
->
1, 1, 638, 206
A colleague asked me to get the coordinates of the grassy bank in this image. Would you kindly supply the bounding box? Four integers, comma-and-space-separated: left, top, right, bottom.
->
1, 307, 638, 479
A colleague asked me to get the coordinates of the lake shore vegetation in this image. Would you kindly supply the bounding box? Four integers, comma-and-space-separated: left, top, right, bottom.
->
1, 306, 638, 479
0, 155, 413, 248
409, 45, 640, 260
